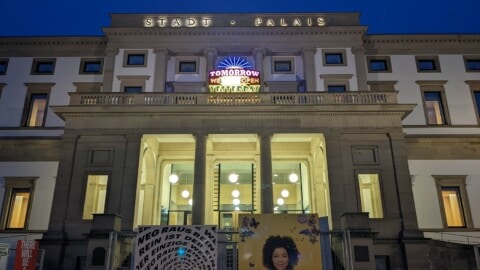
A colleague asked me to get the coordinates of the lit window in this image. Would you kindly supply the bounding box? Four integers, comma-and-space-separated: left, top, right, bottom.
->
324, 53, 343, 65
79, 59, 103, 74
367, 56, 391, 73
124, 86, 143, 93
0, 59, 8, 75
441, 187, 466, 227
26, 94, 48, 127
435, 176, 472, 228
178, 61, 197, 73
465, 57, 480, 72
1, 178, 36, 230
83, 175, 108, 220
31, 59, 55, 74
357, 173, 383, 218
416, 56, 440, 72
423, 91, 448, 125
327, 85, 346, 93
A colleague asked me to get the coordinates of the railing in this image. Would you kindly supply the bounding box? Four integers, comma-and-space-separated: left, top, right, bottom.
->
70, 92, 398, 106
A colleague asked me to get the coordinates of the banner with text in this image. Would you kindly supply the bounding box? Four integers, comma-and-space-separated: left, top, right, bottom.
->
135, 225, 217, 270
13, 240, 39, 270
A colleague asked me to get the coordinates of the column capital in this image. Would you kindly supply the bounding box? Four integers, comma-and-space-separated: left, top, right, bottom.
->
106, 48, 120, 56
252, 47, 266, 56
302, 47, 316, 57
351, 46, 366, 54
154, 47, 169, 55
203, 48, 217, 57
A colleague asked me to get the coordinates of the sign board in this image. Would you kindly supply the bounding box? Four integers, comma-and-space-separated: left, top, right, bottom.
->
238, 214, 322, 270
0, 243, 9, 257
209, 57, 261, 93
13, 240, 39, 270
134, 225, 217, 270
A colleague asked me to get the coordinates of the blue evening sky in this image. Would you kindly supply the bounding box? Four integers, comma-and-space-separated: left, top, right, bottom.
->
0, 0, 479, 37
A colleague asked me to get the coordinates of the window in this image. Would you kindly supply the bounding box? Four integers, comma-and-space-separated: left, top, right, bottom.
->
473, 91, 480, 122
0, 59, 8, 75
1, 178, 36, 230
416, 56, 440, 72
423, 91, 448, 125
273, 60, 292, 72
327, 85, 346, 93
123, 50, 148, 67
322, 49, 347, 66
178, 61, 197, 73
367, 56, 392, 73
324, 53, 344, 65
434, 176, 472, 228
83, 174, 109, 220
357, 173, 383, 218
464, 56, 480, 72
31, 58, 55, 74
271, 57, 294, 73
79, 58, 104, 74
26, 94, 48, 127
124, 86, 143, 93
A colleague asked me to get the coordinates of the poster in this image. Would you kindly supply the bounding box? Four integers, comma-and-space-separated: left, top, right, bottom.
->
238, 214, 322, 270
13, 240, 39, 270
134, 225, 217, 270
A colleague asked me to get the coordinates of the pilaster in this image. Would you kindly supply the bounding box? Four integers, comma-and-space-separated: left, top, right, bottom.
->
153, 48, 169, 92
302, 47, 317, 92
352, 46, 368, 91
102, 48, 119, 92
192, 133, 207, 224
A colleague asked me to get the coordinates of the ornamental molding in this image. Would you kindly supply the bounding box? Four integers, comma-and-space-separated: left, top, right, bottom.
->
0, 37, 107, 47
364, 35, 480, 44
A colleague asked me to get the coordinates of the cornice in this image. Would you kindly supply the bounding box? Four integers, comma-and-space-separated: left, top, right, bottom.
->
364, 34, 480, 44
0, 37, 107, 46
103, 26, 367, 38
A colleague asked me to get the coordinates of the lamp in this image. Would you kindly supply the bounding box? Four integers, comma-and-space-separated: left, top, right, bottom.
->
277, 198, 284, 205
169, 174, 179, 184
181, 190, 190, 198
281, 189, 289, 198
232, 189, 240, 198
229, 173, 239, 183
289, 173, 299, 183
233, 198, 240, 205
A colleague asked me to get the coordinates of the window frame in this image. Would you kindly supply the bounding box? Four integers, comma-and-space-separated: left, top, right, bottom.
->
366, 56, 392, 73
421, 89, 450, 125
79, 58, 104, 74
1, 177, 37, 230
123, 50, 148, 67
320, 74, 352, 92
31, 58, 56, 75
271, 57, 295, 74
355, 171, 385, 219
82, 173, 111, 220
415, 56, 441, 73
21, 83, 53, 127
175, 57, 200, 74
0, 58, 8, 75
117, 75, 150, 93
464, 56, 480, 72
322, 49, 347, 66
433, 175, 473, 229
469, 83, 480, 125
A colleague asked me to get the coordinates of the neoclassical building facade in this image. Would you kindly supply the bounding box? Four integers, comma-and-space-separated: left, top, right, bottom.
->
0, 13, 479, 269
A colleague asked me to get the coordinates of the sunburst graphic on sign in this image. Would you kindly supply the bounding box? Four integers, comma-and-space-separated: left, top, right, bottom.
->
217, 57, 252, 69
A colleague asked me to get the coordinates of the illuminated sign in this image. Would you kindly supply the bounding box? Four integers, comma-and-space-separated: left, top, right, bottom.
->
208, 57, 261, 93
143, 15, 326, 28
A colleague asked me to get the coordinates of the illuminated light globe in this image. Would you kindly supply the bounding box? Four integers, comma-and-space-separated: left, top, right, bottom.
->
277, 198, 285, 205
229, 173, 239, 183
169, 174, 179, 184
232, 189, 240, 198
233, 198, 240, 205
181, 190, 190, 198
289, 173, 299, 183
188, 199, 192, 205
281, 189, 289, 198
234, 206, 240, 211
274, 206, 279, 211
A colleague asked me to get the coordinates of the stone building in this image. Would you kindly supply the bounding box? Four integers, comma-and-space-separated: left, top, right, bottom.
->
0, 13, 479, 269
